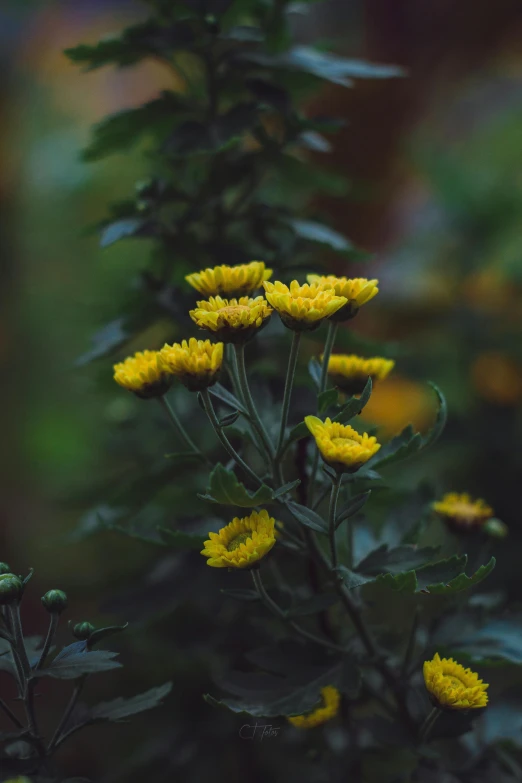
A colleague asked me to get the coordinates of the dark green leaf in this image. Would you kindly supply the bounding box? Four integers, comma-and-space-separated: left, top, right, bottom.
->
199, 463, 273, 507
318, 387, 338, 413
375, 555, 495, 595
368, 425, 422, 469
100, 218, 151, 248
423, 382, 448, 449
158, 528, 205, 549
88, 624, 129, 648
272, 480, 301, 499
420, 557, 496, 595
75, 319, 129, 366
219, 410, 241, 427
335, 491, 371, 529
289, 218, 352, 252
356, 545, 440, 576
283, 421, 309, 450
90, 682, 172, 722
336, 566, 374, 590
285, 593, 338, 618
333, 377, 372, 423
285, 501, 328, 533
39, 650, 121, 679
209, 383, 248, 415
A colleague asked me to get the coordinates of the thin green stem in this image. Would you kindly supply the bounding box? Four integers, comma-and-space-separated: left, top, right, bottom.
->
251, 569, 346, 654
200, 389, 262, 487
49, 677, 86, 752
308, 321, 338, 505
158, 396, 208, 464
35, 614, 59, 671
234, 344, 275, 463
328, 474, 342, 569
8, 605, 30, 678
419, 706, 440, 743
276, 332, 302, 457
0, 696, 23, 729
226, 344, 244, 403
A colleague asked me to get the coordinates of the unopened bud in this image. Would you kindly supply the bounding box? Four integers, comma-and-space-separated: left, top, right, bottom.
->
0, 562, 10, 575
41, 589, 68, 614
73, 621, 95, 641
0, 574, 23, 605
484, 518, 508, 539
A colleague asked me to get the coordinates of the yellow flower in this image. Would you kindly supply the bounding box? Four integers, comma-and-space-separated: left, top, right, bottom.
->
307, 275, 379, 320
433, 493, 494, 531
423, 653, 488, 710
287, 686, 340, 728
263, 280, 347, 331
325, 354, 395, 395
186, 261, 273, 297
113, 350, 171, 399
190, 296, 272, 344
201, 510, 277, 568
159, 338, 223, 392
305, 416, 380, 473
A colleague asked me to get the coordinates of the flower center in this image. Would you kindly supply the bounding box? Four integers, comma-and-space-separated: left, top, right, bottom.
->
227, 531, 252, 551
221, 305, 251, 317
444, 674, 465, 689
331, 437, 359, 448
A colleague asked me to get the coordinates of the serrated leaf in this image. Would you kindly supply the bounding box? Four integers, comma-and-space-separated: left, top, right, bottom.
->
285, 501, 328, 533
90, 682, 172, 722
158, 528, 205, 549
318, 387, 339, 413
376, 570, 418, 593
374, 555, 495, 595
199, 463, 273, 507
39, 650, 121, 679
335, 491, 371, 529
333, 377, 372, 424
336, 566, 375, 590
422, 557, 496, 595
356, 545, 440, 576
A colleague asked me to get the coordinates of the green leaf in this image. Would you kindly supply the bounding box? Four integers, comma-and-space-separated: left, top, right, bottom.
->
158, 528, 205, 550
375, 555, 496, 595
209, 383, 248, 415
88, 624, 128, 648
272, 480, 301, 499
39, 650, 122, 679
219, 410, 241, 427
90, 682, 172, 722
336, 566, 375, 590
288, 218, 353, 252
165, 104, 259, 156
333, 377, 372, 424
376, 570, 418, 593
285, 593, 338, 618
283, 421, 309, 449
75, 318, 129, 366
318, 387, 338, 413
422, 382, 448, 449
454, 616, 522, 666
335, 491, 371, 529
198, 464, 273, 507
356, 545, 440, 576
421, 557, 496, 595
285, 501, 328, 534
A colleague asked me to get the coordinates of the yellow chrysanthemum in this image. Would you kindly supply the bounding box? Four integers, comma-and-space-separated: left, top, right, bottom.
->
159, 338, 223, 392
113, 350, 171, 399
287, 686, 341, 728
263, 280, 347, 331
190, 295, 272, 344
433, 493, 494, 531
307, 275, 379, 321
325, 354, 395, 395
186, 261, 272, 297
305, 416, 380, 473
201, 510, 277, 568
423, 653, 488, 710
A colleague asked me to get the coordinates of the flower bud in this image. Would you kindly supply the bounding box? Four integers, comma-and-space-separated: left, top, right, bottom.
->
0, 562, 11, 575
41, 589, 68, 614
73, 621, 95, 641
484, 518, 508, 539
0, 574, 23, 605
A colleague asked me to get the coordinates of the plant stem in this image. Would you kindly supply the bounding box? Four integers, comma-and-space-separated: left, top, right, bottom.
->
8, 605, 30, 678
49, 677, 86, 752
328, 473, 342, 569
157, 395, 208, 464
35, 614, 59, 671
251, 569, 346, 654
401, 606, 420, 679
308, 321, 338, 505
234, 344, 275, 463
226, 344, 244, 403
276, 331, 301, 457
419, 706, 440, 743
0, 696, 23, 729
200, 389, 262, 487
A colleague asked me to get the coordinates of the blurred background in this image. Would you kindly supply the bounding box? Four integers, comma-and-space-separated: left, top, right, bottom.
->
1, 0, 522, 779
